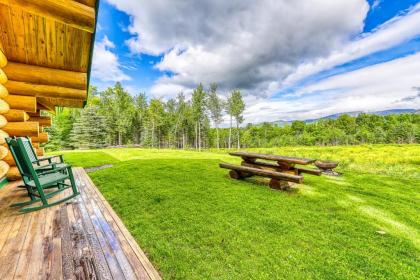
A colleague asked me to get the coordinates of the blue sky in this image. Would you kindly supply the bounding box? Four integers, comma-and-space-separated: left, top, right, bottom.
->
91, 0, 420, 122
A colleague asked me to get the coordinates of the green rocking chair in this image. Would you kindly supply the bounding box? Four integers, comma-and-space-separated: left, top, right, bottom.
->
20, 136, 67, 172
6, 137, 80, 213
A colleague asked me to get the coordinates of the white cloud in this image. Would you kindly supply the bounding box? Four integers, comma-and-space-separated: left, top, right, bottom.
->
284, 2, 420, 86
104, 0, 420, 123
106, 0, 368, 98
92, 36, 131, 82
372, 0, 382, 9
243, 52, 420, 123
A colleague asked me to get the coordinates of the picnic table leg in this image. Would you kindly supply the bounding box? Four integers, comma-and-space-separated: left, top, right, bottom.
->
241, 156, 257, 163
277, 161, 295, 171
269, 178, 292, 190
229, 170, 253, 179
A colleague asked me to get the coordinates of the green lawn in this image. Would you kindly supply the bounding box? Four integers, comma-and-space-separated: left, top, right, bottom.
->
54, 145, 420, 279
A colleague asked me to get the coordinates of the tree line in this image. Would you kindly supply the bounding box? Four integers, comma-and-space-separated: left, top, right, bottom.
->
45, 83, 419, 151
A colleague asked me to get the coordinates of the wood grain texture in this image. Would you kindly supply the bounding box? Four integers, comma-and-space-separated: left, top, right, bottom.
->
220, 162, 303, 183
0, 145, 7, 159
28, 116, 51, 127
0, 129, 8, 144
229, 151, 316, 165
30, 132, 48, 143
0, 0, 95, 33
5, 165, 19, 180
4, 62, 87, 89
2, 148, 15, 166
0, 84, 9, 98
0, 115, 7, 128
3, 121, 39, 137
0, 68, 7, 84
3, 94, 36, 112
0, 47, 6, 67
0, 167, 161, 279
0, 98, 10, 114
3, 109, 29, 122
5, 80, 86, 99
0, 160, 9, 178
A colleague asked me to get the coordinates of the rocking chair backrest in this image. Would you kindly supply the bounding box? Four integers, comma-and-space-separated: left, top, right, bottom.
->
6, 138, 37, 179
21, 137, 38, 163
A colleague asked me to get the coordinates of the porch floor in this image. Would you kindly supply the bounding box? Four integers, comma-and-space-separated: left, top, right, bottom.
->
0, 167, 161, 280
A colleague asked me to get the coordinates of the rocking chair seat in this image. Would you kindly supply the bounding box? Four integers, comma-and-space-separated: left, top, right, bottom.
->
26, 172, 68, 188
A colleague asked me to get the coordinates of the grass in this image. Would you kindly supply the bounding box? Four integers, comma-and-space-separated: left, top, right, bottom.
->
51, 145, 420, 279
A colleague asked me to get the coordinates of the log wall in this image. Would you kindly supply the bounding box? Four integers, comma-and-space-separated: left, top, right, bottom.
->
0, 48, 50, 181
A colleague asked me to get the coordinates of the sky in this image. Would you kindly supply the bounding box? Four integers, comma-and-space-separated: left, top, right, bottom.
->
91, 0, 420, 124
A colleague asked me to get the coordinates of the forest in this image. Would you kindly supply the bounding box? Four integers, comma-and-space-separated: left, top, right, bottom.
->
45, 83, 420, 151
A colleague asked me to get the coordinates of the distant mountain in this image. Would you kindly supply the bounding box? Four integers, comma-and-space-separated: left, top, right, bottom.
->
271, 108, 417, 126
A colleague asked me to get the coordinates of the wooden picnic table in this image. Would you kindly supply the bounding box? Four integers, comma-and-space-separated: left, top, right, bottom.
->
229, 151, 315, 170
221, 151, 320, 190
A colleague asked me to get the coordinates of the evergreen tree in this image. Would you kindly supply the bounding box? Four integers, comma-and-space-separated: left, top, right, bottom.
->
70, 106, 107, 149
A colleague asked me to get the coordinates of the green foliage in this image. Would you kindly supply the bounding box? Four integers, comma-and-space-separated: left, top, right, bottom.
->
56, 146, 420, 279
46, 82, 419, 151
70, 106, 107, 149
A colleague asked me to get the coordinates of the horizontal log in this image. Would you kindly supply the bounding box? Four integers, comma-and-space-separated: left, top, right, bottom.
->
31, 132, 48, 143
3, 109, 29, 122
0, 115, 7, 128
0, 145, 8, 159
230, 151, 315, 165
3, 95, 37, 112
0, 48, 7, 68
241, 161, 322, 176
0, 68, 7, 84
27, 111, 41, 117
36, 147, 44, 156
220, 162, 303, 183
5, 81, 87, 99
3, 121, 39, 137
3, 149, 15, 166
38, 97, 85, 108
0, 0, 96, 33
0, 84, 9, 98
0, 130, 9, 145
4, 62, 87, 90
37, 99, 55, 112
6, 166, 20, 181
28, 116, 52, 127
0, 99, 10, 114
32, 142, 40, 149
0, 160, 9, 178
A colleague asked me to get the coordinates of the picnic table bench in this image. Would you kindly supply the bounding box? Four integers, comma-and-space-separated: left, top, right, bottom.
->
220, 151, 321, 190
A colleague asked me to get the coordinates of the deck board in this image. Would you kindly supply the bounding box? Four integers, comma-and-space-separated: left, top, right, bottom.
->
0, 167, 161, 280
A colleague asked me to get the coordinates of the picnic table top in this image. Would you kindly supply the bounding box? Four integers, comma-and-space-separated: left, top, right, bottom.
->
229, 151, 316, 165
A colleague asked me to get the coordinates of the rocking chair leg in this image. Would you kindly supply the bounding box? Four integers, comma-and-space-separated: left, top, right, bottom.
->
68, 168, 80, 195
19, 193, 79, 213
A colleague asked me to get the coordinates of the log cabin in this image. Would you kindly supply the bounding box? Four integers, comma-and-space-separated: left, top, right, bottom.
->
0, 2, 163, 279
0, 0, 100, 185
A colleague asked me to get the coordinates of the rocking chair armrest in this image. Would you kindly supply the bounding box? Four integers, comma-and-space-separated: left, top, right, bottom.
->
34, 155, 64, 164
37, 165, 70, 176
34, 162, 69, 170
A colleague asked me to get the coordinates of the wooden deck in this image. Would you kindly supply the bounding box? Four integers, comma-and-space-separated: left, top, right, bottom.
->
0, 168, 161, 280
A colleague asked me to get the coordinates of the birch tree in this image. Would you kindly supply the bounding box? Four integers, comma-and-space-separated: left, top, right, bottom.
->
207, 83, 224, 149
191, 84, 206, 151
227, 90, 245, 149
